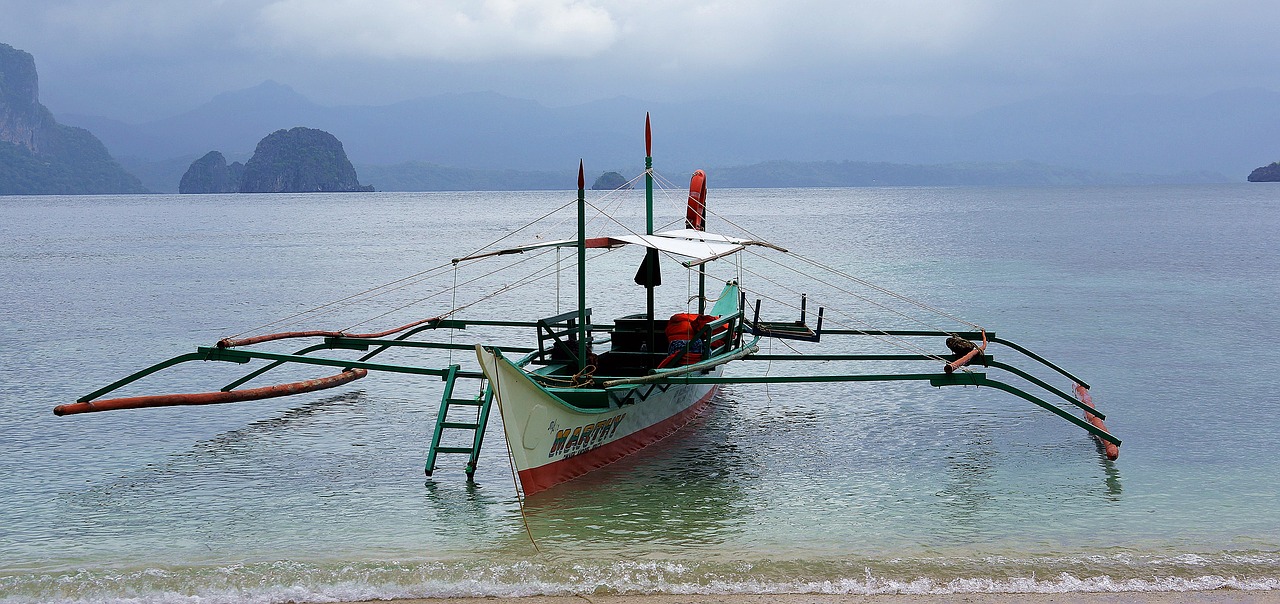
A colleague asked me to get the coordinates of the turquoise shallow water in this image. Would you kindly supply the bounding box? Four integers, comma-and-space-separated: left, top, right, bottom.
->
1, 184, 1279, 602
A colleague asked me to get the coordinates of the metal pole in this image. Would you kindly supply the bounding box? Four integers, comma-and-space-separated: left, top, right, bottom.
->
577, 161, 588, 371
644, 114, 657, 360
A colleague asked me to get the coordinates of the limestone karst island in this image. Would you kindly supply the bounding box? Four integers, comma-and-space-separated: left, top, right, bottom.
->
180, 127, 373, 194
1248, 162, 1280, 182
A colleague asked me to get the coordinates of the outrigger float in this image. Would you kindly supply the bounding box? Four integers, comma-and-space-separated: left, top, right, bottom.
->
54, 115, 1120, 496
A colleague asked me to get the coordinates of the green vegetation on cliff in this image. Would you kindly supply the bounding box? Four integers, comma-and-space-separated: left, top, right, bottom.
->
591, 171, 630, 190
1248, 162, 1280, 182
0, 43, 146, 195
239, 127, 371, 193
0, 125, 148, 195
179, 151, 242, 193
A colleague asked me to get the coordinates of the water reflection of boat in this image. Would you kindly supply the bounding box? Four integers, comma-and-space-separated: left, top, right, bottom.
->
517, 399, 752, 547
54, 115, 1120, 498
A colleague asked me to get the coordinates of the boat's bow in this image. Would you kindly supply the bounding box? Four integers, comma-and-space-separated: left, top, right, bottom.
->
476, 344, 723, 496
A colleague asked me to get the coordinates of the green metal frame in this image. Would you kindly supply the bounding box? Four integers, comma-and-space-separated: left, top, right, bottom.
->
71, 306, 1118, 484
73, 317, 548, 405
634, 370, 1117, 447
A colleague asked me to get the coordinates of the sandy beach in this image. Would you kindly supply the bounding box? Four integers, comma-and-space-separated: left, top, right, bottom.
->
352, 593, 1280, 604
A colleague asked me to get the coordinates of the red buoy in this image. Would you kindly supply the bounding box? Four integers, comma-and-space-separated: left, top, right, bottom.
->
686, 170, 707, 231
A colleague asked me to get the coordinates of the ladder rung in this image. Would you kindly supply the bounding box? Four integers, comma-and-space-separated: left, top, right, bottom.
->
441, 422, 479, 430
447, 398, 484, 406
435, 447, 474, 454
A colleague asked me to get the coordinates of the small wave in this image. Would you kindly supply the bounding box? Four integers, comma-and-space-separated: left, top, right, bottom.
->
2, 556, 1277, 604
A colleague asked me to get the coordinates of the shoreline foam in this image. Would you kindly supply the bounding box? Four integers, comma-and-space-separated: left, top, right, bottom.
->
349, 593, 1280, 604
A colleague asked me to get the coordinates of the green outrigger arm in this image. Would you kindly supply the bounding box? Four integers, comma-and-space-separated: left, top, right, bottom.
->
618, 328, 1120, 449
56, 321, 1118, 462
645, 369, 1118, 447
56, 319, 541, 414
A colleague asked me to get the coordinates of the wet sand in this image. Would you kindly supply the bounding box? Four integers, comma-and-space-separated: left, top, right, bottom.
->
351, 592, 1279, 604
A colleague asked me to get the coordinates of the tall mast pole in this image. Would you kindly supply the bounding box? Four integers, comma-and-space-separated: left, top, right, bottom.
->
576, 160, 588, 372
644, 114, 657, 360
645, 113, 654, 235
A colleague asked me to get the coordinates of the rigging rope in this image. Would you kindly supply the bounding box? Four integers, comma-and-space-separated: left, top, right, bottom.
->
579, 177, 954, 363
691, 195, 984, 332
693, 259, 956, 365
226, 163, 980, 369
734, 272, 953, 364
224, 260, 458, 340
649, 169, 985, 335
340, 247, 563, 332
629, 172, 973, 363
778, 251, 984, 331
741, 248, 958, 335
225, 194, 590, 342
533, 171, 645, 241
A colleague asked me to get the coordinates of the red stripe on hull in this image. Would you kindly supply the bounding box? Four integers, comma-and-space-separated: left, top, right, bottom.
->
517, 386, 718, 496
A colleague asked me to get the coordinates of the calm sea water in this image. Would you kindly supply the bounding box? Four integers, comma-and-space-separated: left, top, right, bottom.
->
2, 184, 1278, 603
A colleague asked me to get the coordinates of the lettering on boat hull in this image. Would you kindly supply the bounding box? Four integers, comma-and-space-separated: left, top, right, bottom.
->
548, 414, 627, 458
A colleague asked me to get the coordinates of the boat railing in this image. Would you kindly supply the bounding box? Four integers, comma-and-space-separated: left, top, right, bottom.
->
698, 311, 743, 358
531, 308, 593, 366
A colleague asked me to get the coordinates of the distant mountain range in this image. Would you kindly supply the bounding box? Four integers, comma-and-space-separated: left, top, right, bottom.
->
59, 80, 1280, 192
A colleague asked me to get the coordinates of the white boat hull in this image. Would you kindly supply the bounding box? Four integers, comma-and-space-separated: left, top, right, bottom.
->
475, 346, 720, 496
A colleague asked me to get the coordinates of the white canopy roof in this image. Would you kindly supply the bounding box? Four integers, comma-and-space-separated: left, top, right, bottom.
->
608, 233, 743, 266
453, 229, 784, 266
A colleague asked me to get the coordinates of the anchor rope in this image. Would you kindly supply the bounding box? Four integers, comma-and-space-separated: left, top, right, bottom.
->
487, 350, 541, 552
530, 364, 598, 388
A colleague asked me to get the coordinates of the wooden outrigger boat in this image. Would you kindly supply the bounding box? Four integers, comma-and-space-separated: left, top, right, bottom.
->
54, 115, 1120, 497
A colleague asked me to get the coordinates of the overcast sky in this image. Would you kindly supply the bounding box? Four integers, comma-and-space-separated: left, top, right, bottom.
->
3, 0, 1278, 123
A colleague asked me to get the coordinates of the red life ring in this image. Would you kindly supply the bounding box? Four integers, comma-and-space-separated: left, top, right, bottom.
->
686, 170, 707, 231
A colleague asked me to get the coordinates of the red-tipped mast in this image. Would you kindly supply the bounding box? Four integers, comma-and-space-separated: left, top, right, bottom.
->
576, 158, 588, 370
645, 112, 652, 157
